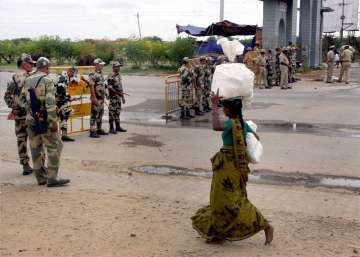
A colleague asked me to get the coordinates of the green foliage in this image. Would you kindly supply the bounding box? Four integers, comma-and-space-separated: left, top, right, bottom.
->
124, 40, 150, 68
167, 37, 196, 65
0, 36, 196, 68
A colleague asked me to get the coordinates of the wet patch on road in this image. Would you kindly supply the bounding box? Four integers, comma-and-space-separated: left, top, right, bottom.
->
123, 134, 164, 148
131, 165, 360, 192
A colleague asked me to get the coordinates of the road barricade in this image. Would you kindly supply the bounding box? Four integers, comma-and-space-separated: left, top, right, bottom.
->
50, 66, 94, 134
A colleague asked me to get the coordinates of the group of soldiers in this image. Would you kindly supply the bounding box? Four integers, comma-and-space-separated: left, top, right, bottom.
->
178, 42, 299, 119
4, 53, 127, 187
326, 45, 353, 84
245, 42, 298, 90
179, 56, 215, 120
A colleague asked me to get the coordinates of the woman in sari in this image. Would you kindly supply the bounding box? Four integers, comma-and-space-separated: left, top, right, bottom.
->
191, 91, 274, 245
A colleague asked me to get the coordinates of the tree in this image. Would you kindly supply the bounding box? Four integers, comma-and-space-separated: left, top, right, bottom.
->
167, 37, 196, 65
0, 40, 16, 63
124, 40, 150, 68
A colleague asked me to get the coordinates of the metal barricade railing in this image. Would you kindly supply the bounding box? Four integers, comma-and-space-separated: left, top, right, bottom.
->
164, 74, 181, 118
50, 66, 94, 134
164, 73, 197, 118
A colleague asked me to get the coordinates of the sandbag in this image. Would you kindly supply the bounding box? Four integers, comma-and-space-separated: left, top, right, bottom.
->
211, 63, 254, 100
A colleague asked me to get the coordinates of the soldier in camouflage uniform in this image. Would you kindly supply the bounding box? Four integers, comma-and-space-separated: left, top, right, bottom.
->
20, 57, 70, 187
89, 58, 108, 138
266, 50, 274, 88
4, 53, 35, 175
287, 42, 297, 83
203, 57, 213, 112
107, 61, 127, 133
179, 57, 194, 119
55, 67, 77, 142
193, 57, 206, 115
274, 48, 282, 87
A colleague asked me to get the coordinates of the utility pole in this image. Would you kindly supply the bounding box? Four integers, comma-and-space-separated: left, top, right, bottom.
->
136, 12, 142, 39
339, 0, 346, 43
220, 0, 224, 21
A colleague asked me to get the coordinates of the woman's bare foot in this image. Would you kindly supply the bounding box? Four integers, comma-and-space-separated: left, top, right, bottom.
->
206, 238, 225, 245
264, 225, 274, 245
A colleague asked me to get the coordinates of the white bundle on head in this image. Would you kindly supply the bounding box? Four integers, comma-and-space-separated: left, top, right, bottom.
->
217, 37, 244, 62
211, 63, 254, 106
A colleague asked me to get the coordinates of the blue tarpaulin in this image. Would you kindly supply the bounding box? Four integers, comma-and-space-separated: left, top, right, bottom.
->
176, 20, 257, 37
197, 40, 223, 55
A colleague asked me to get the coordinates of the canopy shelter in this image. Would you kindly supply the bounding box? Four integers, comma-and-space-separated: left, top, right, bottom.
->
176, 20, 257, 37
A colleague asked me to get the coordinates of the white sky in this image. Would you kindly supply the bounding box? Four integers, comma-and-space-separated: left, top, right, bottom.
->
0, 0, 263, 40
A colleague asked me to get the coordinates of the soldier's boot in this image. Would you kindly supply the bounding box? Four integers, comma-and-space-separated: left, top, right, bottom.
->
90, 130, 100, 138
97, 122, 108, 135
115, 121, 127, 132
22, 162, 33, 176
180, 110, 187, 120
109, 121, 117, 134
195, 107, 204, 116
35, 167, 47, 185
186, 110, 194, 118
47, 178, 71, 187
61, 129, 75, 142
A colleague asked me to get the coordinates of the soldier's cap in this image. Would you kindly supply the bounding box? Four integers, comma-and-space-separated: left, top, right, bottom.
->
182, 57, 190, 63
329, 45, 335, 49
19, 53, 35, 64
112, 61, 122, 67
260, 49, 266, 54
94, 58, 105, 65
36, 57, 51, 68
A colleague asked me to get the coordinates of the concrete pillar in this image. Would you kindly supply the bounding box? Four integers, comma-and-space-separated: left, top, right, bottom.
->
286, 0, 297, 44
299, 0, 321, 67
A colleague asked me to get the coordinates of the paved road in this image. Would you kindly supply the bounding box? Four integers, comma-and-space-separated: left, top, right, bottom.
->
1, 65, 359, 178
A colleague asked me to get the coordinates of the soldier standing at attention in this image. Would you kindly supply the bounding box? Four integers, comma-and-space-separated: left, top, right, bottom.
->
89, 58, 108, 138
203, 57, 213, 112
338, 45, 353, 84
193, 59, 204, 116
279, 48, 291, 89
274, 48, 282, 87
107, 60, 127, 133
266, 49, 274, 88
4, 53, 35, 175
56, 67, 77, 141
326, 46, 335, 83
20, 57, 70, 187
179, 57, 194, 120
256, 49, 268, 89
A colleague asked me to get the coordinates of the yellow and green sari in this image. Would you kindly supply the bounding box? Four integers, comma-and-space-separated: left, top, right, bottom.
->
192, 119, 268, 241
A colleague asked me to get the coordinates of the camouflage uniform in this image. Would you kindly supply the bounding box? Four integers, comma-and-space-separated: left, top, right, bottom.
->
107, 68, 126, 132
4, 71, 32, 167
194, 63, 206, 113
266, 52, 274, 88
179, 63, 193, 118
275, 52, 281, 86
55, 72, 74, 139
286, 46, 297, 83
20, 69, 63, 184
89, 70, 106, 133
203, 61, 213, 110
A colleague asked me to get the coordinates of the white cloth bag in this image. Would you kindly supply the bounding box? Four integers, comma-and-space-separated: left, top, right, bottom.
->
211, 63, 254, 104
245, 121, 263, 164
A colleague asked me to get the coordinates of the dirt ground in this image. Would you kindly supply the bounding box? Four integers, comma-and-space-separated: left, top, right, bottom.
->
1, 161, 360, 257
